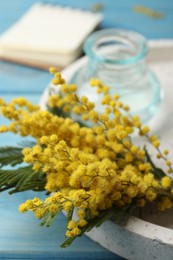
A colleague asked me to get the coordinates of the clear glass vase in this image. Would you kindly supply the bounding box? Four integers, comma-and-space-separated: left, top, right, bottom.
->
70, 28, 163, 122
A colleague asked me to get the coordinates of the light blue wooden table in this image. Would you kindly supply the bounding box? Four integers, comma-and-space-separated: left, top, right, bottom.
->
0, 0, 173, 259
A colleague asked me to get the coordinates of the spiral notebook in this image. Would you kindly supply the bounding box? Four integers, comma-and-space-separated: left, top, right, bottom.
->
0, 3, 102, 70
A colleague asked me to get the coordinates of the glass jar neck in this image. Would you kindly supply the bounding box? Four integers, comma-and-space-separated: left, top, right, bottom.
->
83, 29, 148, 88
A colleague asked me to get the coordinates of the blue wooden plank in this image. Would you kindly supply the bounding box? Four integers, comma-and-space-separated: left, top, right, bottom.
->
0, 189, 122, 259
0, 30, 123, 260
0, 0, 172, 39
0, 62, 51, 94
0, 0, 172, 259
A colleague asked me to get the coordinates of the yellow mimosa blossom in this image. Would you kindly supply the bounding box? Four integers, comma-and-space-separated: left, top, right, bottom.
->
1, 71, 173, 246
158, 196, 173, 211
67, 220, 77, 229
161, 176, 172, 188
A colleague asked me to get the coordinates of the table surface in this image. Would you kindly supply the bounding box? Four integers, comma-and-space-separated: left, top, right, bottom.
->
0, 0, 173, 259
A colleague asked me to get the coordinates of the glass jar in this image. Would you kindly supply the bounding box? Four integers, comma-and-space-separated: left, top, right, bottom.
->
70, 28, 163, 123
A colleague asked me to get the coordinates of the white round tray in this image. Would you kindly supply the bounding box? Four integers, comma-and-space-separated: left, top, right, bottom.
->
40, 44, 173, 260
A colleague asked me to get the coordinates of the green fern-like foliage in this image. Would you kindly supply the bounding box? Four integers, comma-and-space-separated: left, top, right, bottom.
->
0, 146, 24, 167
0, 144, 46, 194
0, 166, 46, 194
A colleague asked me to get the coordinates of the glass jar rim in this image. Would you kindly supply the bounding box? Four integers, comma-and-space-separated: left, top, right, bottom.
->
83, 28, 148, 65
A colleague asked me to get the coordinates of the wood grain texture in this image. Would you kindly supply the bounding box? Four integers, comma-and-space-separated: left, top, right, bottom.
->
0, 0, 172, 258
0, 190, 120, 259
0, 1, 124, 256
